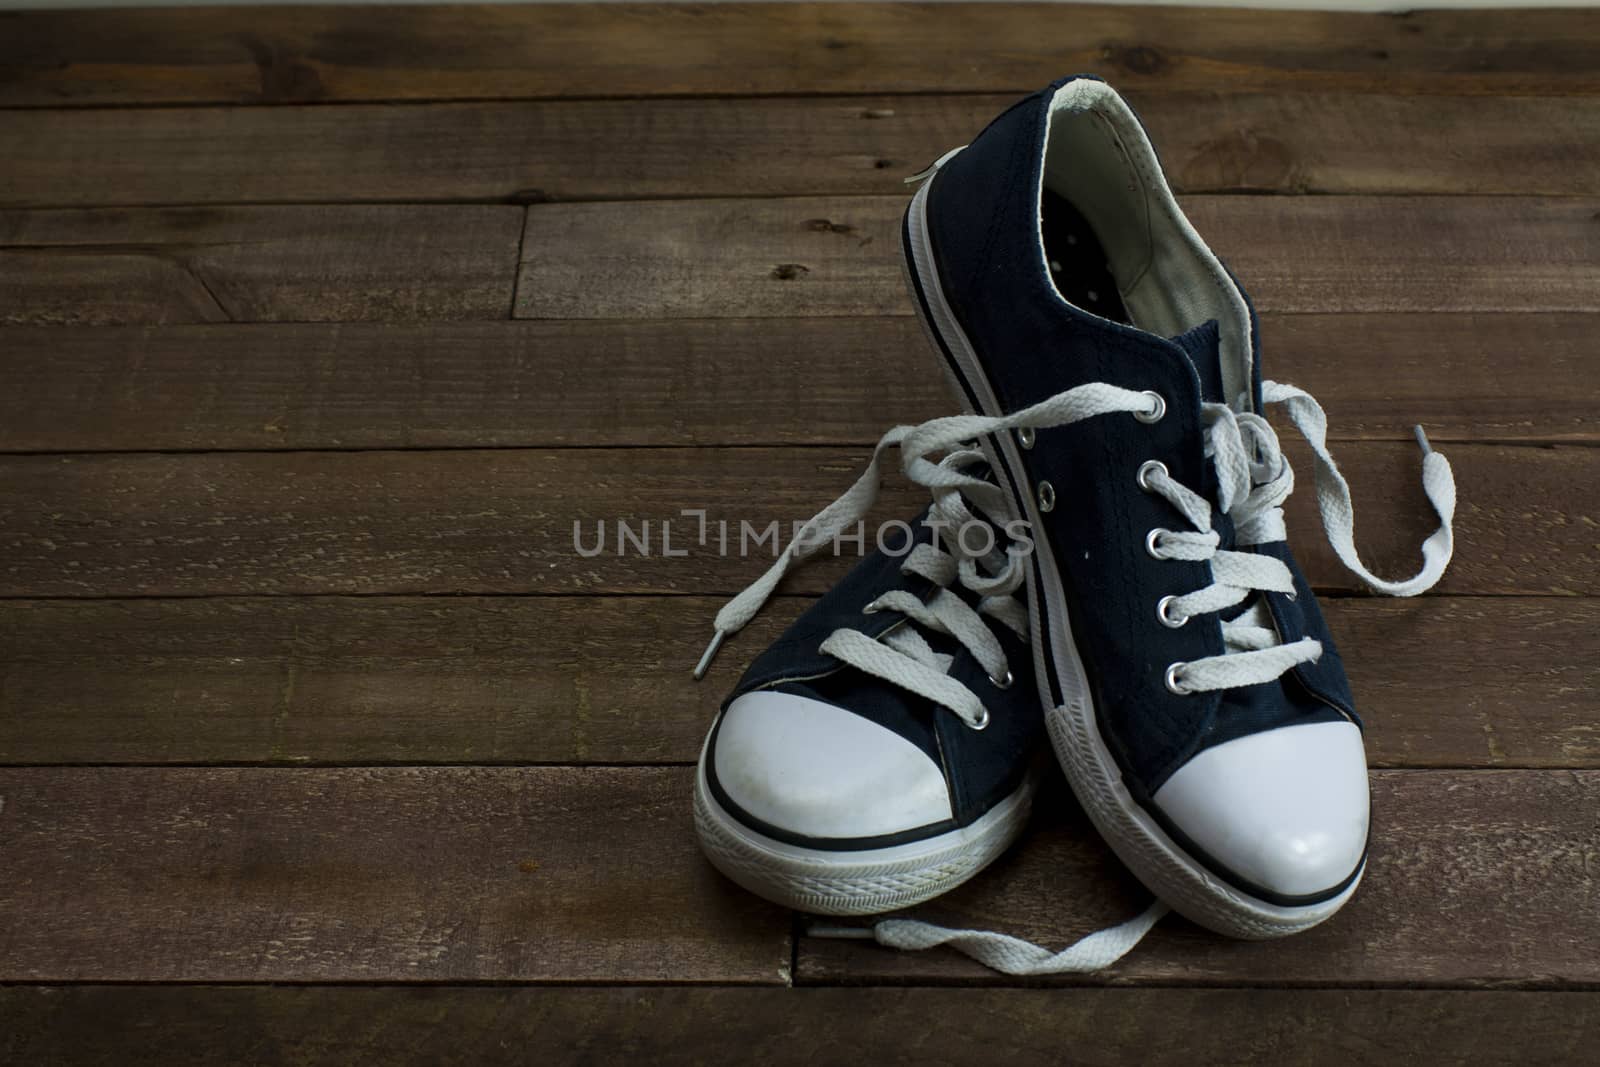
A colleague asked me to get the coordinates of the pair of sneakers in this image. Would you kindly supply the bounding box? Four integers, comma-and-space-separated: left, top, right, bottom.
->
691, 77, 1456, 973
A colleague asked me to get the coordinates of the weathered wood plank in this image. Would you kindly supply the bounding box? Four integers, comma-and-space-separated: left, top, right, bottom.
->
0, 596, 1592, 768
0, 444, 1587, 598
0, 319, 938, 451
0, 206, 522, 325
516, 196, 1600, 318
0, 766, 787, 982
797, 770, 1600, 986
4, 986, 1598, 1066
4, 4, 1600, 107
4, 92, 1596, 208
521, 197, 908, 320
0, 768, 1588, 985
0, 313, 1591, 451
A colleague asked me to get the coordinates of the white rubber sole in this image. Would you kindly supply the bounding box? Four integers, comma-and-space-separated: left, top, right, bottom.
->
694, 755, 1038, 917
904, 175, 1360, 939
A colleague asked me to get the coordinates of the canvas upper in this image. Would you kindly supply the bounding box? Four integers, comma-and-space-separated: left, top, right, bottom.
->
906, 75, 1451, 906
704, 505, 1045, 849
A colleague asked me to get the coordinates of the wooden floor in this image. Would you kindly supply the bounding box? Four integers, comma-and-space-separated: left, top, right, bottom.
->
2, 4, 1598, 1062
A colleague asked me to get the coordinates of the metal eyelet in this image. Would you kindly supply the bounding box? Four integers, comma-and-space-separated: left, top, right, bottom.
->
1144, 528, 1167, 559
861, 601, 881, 615
969, 708, 991, 731
1017, 427, 1036, 450
1037, 480, 1056, 512
1134, 391, 1167, 424
990, 668, 1014, 690
1156, 595, 1189, 629
1164, 663, 1191, 695
1136, 459, 1167, 492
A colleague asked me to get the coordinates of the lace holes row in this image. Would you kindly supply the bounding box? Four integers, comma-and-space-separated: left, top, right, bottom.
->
1037, 480, 1056, 512
1017, 427, 1036, 450
1164, 663, 1192, 695
1136, 459, 1167, 493
1144, 528, 1168, 560
1134, 391, 1166, 424
1156, 595, 1189, 629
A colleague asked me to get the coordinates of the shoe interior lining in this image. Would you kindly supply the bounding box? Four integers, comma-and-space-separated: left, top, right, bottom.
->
1038, 80, 1254, 406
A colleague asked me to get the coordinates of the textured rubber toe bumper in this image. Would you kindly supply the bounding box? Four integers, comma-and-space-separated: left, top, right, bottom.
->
693, 757, 1036, 917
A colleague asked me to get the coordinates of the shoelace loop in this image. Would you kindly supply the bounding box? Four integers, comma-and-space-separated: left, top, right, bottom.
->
695, 378, 1456, 975
691, 385, 1162, 721
1151, 382, 1455, 695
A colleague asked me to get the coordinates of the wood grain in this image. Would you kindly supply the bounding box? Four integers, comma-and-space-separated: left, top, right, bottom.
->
0, 444, 1588, 598
4, 986, 1598, 1066
516, 195, 1600, 318
4, 4, 1600, 106
0, 206, 522, 325
1, 313, 1593, 452
797, 770, 1600, 986
0, 596, 1593, 768
4, 92, 1596, 208
0, 767, 1589, 985
0, 766, 788, 982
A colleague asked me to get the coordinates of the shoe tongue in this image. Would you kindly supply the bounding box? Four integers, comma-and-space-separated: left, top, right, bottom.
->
1168, 319, 1226, 405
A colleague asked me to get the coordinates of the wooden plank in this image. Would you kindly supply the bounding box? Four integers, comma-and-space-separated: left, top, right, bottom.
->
0, 596, 784, 766
797, 770, 1600, 986
0, 766, 787, 982
1, 313, 1592, 452
4, 987, 1598, 1066
0, 596, 1593, 769
0, 206, 522, 325
516, 195, 1600, 318
4, 4, 1600, 107
0, 444, 1587, 598
0, 319, 937, 452
4, 92, 1597, 208
520, 197, 908, 320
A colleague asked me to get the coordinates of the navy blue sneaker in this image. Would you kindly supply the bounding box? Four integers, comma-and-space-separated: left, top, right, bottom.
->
691, 451, 1049, 915
899, 76, 1457, 940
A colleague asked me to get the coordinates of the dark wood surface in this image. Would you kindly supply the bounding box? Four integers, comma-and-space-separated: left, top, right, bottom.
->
2, 314, 1594, 449
5, 92, 1598, 207
515, 195, 1600, 318
1, 4, 1596, 1062
0, 443, 1589, 596
6, 987, 1598, 1066
0, 206, 522, 324
1, 597, 1593, 767
5, 4, 1600, 104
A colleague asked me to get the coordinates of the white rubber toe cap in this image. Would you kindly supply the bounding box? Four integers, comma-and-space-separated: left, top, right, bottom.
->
710, 690, 953, 840
1152, 720, 1370, 900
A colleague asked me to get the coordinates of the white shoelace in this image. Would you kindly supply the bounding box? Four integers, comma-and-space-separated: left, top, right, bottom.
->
693, 383, 1164, 721
698, 377, 1456, 975
1143, 380, 1456, 695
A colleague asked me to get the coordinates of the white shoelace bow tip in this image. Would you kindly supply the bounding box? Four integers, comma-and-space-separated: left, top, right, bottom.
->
693, 378, 1456, 974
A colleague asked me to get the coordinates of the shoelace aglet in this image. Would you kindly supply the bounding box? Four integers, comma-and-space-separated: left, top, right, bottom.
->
692, 629, 727, 681
1413, 424, 1434, 456
806, 921, 879, 940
